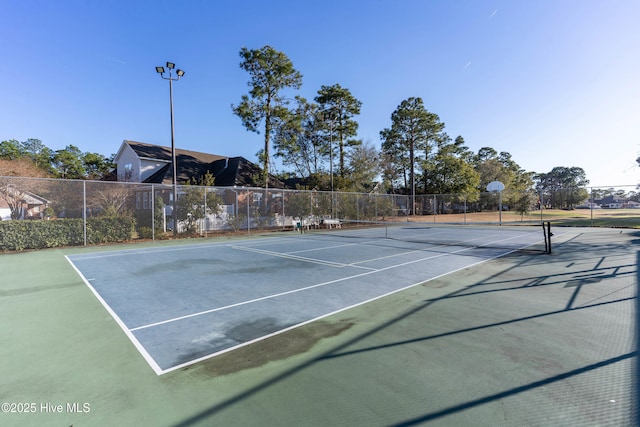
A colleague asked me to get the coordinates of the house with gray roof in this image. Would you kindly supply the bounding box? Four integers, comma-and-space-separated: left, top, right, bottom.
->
113, 140, 283, 188
113, 140, 288, 233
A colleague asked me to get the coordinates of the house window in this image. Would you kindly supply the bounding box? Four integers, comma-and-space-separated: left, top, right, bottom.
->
136, 193, 141, 209
143, 192, 149, 209
124, 164, 133, 181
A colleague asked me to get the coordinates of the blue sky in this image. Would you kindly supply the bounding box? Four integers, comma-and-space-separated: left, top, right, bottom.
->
1, 0, 639, 187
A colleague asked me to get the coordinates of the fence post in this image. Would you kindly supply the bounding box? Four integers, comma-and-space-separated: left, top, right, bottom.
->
539, 190, 544, 223
282, 189, 285, 230
375, 193, 378, 219
433, 194, 436, 223
247, 190, 251, 235
499, 190, 503, 226
151, 184, 155, 241
83, 180, 87, 246
203, 187, 207, 238
590, 187, 594, 227
464, 194, 467, 224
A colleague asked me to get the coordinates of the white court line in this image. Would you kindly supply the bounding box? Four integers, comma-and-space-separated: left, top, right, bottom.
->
66, 227, 536, 260
284, 239, 383, 254
64, 255, 164, 376
235, 229, 534, 267
129, 234, 528, 334
287, 231, 535, 266
67, 242, 231, 260
159, 237, 542, 375
68, 232, 387, 260
66, 236, 299, 260
231, 245, 377, 270
70, 229, 554, 375
278, 239, 415, 265
129, 250, 449, 332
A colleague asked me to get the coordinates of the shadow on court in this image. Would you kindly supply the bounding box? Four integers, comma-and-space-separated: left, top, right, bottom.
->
172, 229, 638, 426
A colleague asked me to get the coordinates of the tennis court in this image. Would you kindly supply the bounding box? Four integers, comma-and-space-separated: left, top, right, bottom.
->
66, 223, 551, 375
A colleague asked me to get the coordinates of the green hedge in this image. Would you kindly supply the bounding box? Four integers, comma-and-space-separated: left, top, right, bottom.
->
0, 217, 136, 251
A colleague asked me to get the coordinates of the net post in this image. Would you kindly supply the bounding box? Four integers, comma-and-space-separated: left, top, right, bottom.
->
542, 221, 552, 254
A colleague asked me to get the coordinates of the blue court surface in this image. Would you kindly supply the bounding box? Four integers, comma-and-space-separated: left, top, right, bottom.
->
66, 225, 548, 375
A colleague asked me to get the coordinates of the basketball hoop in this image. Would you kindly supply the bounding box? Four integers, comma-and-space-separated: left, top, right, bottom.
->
486, 181, 505, 193
487, 181, 505, 225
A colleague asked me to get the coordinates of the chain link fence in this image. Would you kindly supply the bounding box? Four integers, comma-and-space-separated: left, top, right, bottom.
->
1, 176, 638, 247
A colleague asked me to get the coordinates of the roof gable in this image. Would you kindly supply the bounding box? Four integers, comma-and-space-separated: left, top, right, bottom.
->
0, 185, 49, 204
124, 140, 226, 164
121, 140, 286, 188
599, 195, 628, 204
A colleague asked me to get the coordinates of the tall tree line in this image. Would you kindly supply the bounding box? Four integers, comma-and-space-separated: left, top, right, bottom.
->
231, 45, 601, 213
0, 138, 114, 180
233, 46, 366, 192
231, 46, 542, 203
3, 45, 595, 205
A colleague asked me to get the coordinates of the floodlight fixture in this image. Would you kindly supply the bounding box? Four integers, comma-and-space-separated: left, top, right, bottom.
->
176, 69, 185, 77
166, 61, 175, 69
155, 66, 165, 74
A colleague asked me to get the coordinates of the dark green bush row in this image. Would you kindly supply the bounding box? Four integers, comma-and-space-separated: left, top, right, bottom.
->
86, 217, 136, 244
0, 217, 136, 251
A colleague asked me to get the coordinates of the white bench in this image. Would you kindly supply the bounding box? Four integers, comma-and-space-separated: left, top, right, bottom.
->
321, 219, 341, 229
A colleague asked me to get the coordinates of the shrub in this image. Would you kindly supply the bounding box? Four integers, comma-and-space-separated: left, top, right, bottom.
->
86, 217, 135, 244
0, 217, 135, 251
138, 226, 153, 239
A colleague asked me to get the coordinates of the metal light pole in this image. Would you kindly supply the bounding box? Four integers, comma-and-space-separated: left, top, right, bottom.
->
155, 62, 185, 237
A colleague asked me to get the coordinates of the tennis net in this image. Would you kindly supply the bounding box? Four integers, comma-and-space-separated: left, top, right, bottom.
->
301, 219, 552, 254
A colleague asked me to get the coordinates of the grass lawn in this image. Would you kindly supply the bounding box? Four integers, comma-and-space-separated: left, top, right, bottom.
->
404, 208, 640, 229
537, 208, 640, 228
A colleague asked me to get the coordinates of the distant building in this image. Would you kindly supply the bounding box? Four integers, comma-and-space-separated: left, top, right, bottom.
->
0, 185, 49, 220
113, 140, 288, 232
113, 140, 284, 188
595, 195, 637, 209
